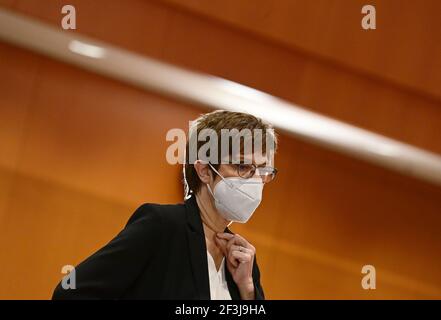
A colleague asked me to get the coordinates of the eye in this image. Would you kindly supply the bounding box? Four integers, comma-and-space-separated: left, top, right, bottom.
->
237, 164, 256, 178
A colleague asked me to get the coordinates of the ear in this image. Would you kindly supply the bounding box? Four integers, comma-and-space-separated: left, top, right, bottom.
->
193, 160, 212, 184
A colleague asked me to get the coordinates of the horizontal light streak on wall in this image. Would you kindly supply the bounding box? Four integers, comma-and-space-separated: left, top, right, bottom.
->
1, 8, 441, 187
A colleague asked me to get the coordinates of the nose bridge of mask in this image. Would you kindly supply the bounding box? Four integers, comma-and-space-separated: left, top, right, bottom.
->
208, 163, 261, 200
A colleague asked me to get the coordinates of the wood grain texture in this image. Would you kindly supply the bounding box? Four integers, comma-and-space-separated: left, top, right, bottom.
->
0, 0, 440, 299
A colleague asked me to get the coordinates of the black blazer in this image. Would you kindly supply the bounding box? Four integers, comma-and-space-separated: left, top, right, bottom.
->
52, 195, 265, 300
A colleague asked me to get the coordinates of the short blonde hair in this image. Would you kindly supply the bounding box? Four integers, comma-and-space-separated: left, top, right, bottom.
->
184, 110, 277, 195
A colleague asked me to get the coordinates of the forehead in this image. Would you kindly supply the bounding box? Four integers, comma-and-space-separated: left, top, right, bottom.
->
241, 152, 269, 166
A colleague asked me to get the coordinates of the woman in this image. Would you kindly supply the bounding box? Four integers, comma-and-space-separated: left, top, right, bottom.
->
52, 110, 278, 300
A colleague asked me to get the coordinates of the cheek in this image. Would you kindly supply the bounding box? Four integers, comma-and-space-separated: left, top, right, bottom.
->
218, 166, 236, 178
212, 175, 222, 187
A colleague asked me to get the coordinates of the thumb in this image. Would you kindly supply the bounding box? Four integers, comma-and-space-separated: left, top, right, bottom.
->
215, 236, 228, 256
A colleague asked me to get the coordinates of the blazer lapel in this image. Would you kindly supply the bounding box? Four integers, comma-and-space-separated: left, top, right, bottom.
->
184, 196, 211, 299
184, 196, 242, 300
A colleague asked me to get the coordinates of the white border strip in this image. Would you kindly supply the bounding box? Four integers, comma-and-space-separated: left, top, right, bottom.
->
1, 8, 441, 187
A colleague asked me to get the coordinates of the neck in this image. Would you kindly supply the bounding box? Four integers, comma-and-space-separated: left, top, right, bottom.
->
195, 187, 231, 241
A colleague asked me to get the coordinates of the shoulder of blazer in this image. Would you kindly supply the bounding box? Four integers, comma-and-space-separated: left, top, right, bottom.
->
52, 203, 184, 299
125, 202, 187, 233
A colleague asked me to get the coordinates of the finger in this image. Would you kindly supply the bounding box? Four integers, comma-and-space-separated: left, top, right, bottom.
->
225, 257, 236, 271
227, 249, 239, 268
226, 236, 236, 253
232, 233, 255, 251
214, 237, 228, 256
231, 250, 253, 264
225, 234, 250, 254
227, 254, 239, 268
217, 233, 235, 253
216, 233, 234, 240
231, 245, 254, 255
215, 235, 228, 247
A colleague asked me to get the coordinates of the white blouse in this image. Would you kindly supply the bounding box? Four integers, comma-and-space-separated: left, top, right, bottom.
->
206, 250, 232, 300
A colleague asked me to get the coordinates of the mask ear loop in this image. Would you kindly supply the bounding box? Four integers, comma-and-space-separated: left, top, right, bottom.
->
207, 162, 235, 189
183, 149, 192, 200
204, 162, 218, 202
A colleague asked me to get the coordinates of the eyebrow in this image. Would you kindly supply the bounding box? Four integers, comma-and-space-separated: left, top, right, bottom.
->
238, 157, 267, 167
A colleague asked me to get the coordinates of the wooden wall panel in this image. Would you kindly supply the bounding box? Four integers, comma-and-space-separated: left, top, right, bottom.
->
4, 55, 201, 205
1, 0, 441, 300
158, 0, 441, 100
1, 40, 441, 299
0, 42, 39, 170
0, 169, 14, 227
234, 135, 441, 299
160, 7, 441, 154
11, 0, 171, 58
0, 169, 133, 299
1, 0, 440, 153
0, 0, 15, 7
0, 43, 204, 298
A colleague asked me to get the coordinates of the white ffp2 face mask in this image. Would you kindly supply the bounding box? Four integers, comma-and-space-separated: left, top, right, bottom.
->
206, 164, 263, 223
